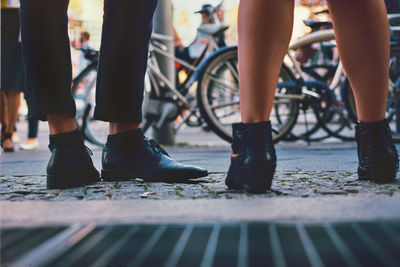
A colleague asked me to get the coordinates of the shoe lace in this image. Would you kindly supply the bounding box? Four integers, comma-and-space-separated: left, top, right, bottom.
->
144, 137, 170, 157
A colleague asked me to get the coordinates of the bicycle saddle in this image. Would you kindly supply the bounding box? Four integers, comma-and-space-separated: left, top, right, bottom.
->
198, 24, 229, 37
303, 19, 332, 30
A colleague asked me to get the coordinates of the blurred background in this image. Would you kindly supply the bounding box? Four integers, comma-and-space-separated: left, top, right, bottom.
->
66, 0, 328, 75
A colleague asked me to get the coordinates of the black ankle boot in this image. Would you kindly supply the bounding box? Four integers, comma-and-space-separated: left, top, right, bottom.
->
101, 129, 208, 182
355, 119, 399, 183
47, 130, 100, 189
225, 121, 276, 193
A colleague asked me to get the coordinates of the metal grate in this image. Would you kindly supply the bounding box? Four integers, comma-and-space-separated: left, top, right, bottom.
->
2, 221, 400, 267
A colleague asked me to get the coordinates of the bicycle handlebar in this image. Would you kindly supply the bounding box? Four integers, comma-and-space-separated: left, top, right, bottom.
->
313, 9, 329, 15
72, 46, 99, 62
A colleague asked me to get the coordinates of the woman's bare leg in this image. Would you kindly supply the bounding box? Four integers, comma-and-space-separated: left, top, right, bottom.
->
239, 0, 295, 123
328, 0, 398, 184
2, 90, 21, 149
327, 0, 389, 122
5, 90, 20, 135
226, 0, 295, 193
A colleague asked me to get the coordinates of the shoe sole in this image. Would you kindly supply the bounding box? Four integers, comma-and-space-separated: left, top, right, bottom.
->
225, 167, 244, 190
243, 165, 275, 194
226, 164, 276, 194
358, 162, 398, 184
226, 181, 243, 191
101, 169, 208, 182
47, 171, 100, 189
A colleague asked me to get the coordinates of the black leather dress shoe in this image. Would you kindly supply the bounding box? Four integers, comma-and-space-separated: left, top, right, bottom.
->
225, 121, 276, 194
101, 136, 208, 182
47, 145, 100, 189
356, 119, 398, 183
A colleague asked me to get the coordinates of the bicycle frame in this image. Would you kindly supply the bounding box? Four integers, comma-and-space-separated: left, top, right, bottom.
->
286, 29, 343, 95
148, 33, 222, 100
146, 32, 225, 131
287, 14, 400, 98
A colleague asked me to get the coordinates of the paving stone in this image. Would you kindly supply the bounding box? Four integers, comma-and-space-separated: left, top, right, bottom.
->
1, 171, 399, 201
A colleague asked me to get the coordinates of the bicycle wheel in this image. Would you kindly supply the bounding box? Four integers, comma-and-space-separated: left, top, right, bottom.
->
284, 30, 345, 142
304, 81, 355, 141
300, 65, 354, 142
342, 76, 400, 142
197, 46, 299, 143
71, 64, 107, 146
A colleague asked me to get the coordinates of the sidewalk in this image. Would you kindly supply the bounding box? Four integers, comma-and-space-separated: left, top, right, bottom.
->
1, 122, 400, 226
2, 122, 400, 266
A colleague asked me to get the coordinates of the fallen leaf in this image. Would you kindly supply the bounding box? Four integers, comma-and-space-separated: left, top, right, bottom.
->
86, 185, 104, 189
140, 192, 156, 198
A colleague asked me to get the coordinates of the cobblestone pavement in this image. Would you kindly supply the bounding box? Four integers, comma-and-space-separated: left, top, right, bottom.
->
2, 123, 400, 203
1, 171, 399, 201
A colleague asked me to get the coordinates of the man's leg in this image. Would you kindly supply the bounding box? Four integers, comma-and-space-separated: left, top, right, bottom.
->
226, 0, 295, 193
20, 0, 99, 188
95, 0, 208, 181
20, 0, 76, 126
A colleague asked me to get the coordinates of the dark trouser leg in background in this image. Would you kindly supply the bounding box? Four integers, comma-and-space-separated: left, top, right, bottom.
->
27, 117, 38, 139
20, 91, 40, 150
20, 0, 99, 189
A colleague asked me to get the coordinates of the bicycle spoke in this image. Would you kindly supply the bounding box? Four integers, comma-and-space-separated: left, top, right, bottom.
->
223, 60, 239, 81
210, 100, 240, 110
204, 73, 239, 93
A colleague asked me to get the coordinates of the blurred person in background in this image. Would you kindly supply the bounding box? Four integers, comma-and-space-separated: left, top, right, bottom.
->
19, 93, 39, 150
78, 31, 92, 71
1, 0, 26, 152
70, 31, 92, 72
0, 91, 8, 154
175, 4, 226, 65
226, 0, 399, 194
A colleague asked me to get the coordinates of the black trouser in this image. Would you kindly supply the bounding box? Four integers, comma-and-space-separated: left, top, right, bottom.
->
20, 0, 158, 122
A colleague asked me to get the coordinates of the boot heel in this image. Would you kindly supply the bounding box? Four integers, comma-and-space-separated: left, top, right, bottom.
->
356, 119, 398, 184
243, 165, 275, 194
225, 121, 277, 193
226, 157, 243, 190
359, 159, 397, 184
